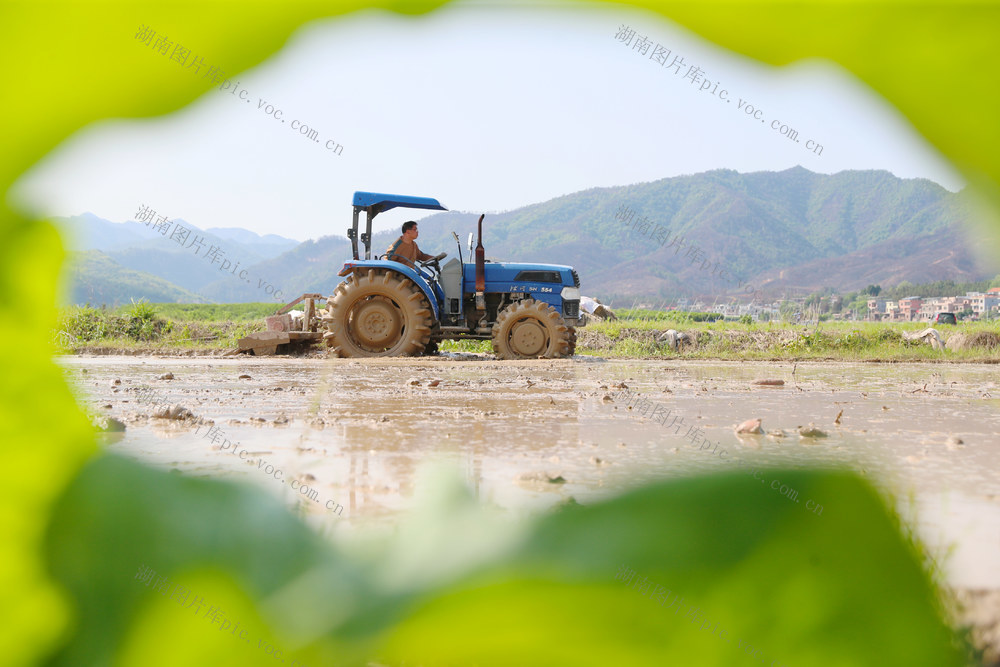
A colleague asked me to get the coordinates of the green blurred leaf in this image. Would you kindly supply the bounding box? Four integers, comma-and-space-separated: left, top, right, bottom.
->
43, 455, 343, 665
45, 459, 961, 665
369, 470, 960, 666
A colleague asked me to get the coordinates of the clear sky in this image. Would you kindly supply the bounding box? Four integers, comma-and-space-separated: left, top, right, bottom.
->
12, 0, 964, 242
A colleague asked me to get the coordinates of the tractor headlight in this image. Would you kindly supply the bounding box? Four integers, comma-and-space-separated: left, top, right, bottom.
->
561, 287, 580, 301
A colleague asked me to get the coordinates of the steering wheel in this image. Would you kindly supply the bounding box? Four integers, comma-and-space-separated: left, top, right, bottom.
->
419, 252, 447, 267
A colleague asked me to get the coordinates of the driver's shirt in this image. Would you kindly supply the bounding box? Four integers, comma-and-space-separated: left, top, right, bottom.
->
385, 236, 432, 268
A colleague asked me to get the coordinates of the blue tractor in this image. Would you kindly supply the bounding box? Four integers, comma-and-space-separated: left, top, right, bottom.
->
325, 191, 585, 359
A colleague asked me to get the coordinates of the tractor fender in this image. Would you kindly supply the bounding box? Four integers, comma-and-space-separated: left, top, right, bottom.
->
340, 260, 441, 320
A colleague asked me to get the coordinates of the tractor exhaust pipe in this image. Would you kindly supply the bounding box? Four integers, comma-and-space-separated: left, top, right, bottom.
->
475, 214, 486, 311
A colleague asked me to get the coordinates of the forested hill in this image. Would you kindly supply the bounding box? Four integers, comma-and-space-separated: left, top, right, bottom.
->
63, 167, 995, 304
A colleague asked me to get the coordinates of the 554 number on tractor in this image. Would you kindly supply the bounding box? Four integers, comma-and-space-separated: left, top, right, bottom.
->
324, 191, 586, 360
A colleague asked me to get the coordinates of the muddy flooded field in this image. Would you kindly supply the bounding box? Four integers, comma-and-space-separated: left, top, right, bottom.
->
60, 354, 1000, 594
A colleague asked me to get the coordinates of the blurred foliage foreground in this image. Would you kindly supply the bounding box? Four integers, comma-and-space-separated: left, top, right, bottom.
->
43, 459, 966, 666
3, 0, 998, 665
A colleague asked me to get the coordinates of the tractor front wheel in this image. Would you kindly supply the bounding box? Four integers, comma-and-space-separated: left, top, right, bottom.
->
491, 298, 572, 360
328, 269, 433, 357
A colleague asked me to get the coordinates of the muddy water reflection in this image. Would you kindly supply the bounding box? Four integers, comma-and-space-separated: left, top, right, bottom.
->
61, 356, 1000, 587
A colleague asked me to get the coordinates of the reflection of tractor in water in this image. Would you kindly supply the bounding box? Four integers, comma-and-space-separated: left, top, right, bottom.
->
323, 191, 586, 359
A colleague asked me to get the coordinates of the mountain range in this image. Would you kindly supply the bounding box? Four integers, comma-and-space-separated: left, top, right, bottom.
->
56, 167, 998, 307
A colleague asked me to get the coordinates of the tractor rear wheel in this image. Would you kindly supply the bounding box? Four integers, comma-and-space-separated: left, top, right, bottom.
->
491, 298, 572, 360
328, 269, 433, 357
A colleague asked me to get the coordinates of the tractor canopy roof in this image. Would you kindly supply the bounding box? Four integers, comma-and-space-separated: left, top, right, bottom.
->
352, 191, 448, 218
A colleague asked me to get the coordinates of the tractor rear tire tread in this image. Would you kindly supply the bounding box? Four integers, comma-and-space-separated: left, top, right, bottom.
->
491, 298, 572, 360
327, 269, 433, 358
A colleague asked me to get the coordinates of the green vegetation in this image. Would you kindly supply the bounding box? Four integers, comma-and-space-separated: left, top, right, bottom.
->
53, 303, 1000, 361
55, 301, 267, 353
46, 459, 966, 666
65, 250, 206, 306
581, 310, 1000, 361
439, 338, 493, 354
616, 309, 724, 323
879, 277, 1000, 301
57, 301, 169, 344
150, 302, 277, 321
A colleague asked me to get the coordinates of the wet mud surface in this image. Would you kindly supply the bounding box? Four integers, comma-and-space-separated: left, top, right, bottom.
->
61, 354, 1000, 594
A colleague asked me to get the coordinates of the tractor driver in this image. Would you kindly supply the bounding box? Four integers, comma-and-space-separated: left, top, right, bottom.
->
385, 220, 435, 269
